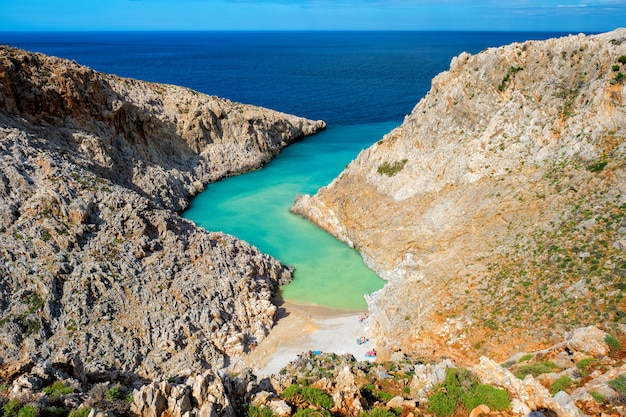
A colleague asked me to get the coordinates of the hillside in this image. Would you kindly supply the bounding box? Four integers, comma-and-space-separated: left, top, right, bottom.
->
293, 29, 626, 363
0, 45, 325, 379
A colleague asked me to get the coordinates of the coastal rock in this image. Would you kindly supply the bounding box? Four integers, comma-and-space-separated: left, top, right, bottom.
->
0, 45, 324, 379
292, 29, 626, 363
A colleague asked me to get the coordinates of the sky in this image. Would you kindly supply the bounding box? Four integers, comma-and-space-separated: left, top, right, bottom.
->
0, 0, 624, 32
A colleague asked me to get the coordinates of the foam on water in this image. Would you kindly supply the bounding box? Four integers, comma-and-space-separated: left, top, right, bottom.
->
184, 122, 397, 310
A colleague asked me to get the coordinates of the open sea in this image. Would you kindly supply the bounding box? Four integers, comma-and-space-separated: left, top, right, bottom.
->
0, 31, 570, 310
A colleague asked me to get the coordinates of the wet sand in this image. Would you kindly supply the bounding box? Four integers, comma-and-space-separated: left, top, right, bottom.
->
231, 300, 376, 376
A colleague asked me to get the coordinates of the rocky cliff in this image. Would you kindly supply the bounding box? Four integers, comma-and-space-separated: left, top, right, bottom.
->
0, 45, 325, 379
293, 29, 626, 363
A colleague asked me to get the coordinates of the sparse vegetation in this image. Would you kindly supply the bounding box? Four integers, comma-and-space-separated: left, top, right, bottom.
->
498, 66, 523, 91
605, 334, 622, 352
246, 404, 276, 417
427, 368, 510, 416
377, 159, 408, 177
608, 375, 626, 395
515, 361, 558, 379
551, 375, 572, 395
43, 381, 75, 398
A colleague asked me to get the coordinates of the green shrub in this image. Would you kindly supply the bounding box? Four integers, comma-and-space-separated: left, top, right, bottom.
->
427, 367, 510, 416
282, 385, 332, 409
605, 334, 622, 352
515, 361, 558, 379
3, 399, 22, 417
360, 407, 397, 417
428, 391, 459, 417
576, 358, 597, 370
377, 159, 408, 177
589, 390, 605, 403
462, 384, 510, 411
619, 55, 626, 64
105, 386, 121, 401
246, 405, 276, 417
44, 407, 69, 417
293, 409, 330, 417
609, 375, 626, 395
16, 406, 37, 417
613, 64, 621, 71
43, 382, 74, 398
519, 354, 533, 362
67, 409, 91, 417
587, 160, 607, 173
551, 375, 572, 395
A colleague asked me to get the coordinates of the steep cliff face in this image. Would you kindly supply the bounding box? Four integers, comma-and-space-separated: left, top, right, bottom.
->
293, 29, 626, 363
0, 46, 325, 378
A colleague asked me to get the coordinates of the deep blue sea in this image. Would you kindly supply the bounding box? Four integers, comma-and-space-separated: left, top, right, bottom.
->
0, 31, 570, 309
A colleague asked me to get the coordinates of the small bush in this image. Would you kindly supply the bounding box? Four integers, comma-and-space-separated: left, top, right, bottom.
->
360, 407, 398, 417
3, 399, 22, 417
43, 382, 74, 398
519, 354, 533, 362
293, 409, 331, 417
609, 375, 626, 395
515, 361, 558, 379
16, 406, 37, 417
613, 64, 621, 71
589, 390, 605, 403
246, 405, 276, 417
282, 385, 332, 409
576, 358, 597, 370
463, 384, 510, 411
105, 386, 121, 401
67, 409, 90, 417
428, 391, 459, 417
587, 160, 607, 173
619, 55, 626, 64
606, 334, 622, 352
551, 375, 572, 395
377, 159, 408, 177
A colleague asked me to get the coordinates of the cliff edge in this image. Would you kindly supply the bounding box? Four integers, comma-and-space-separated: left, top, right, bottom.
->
293, 29, 626, 363
0, 45, 325, 379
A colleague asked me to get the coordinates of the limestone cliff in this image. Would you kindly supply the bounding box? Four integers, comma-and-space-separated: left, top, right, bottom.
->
0, 45, 325, 378
293, 29, 626, 363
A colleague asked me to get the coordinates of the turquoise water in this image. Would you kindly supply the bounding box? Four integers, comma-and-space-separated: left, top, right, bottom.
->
184, 121, 397, 310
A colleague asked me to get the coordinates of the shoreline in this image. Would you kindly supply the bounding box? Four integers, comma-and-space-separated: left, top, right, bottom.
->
230, 300, 376, 376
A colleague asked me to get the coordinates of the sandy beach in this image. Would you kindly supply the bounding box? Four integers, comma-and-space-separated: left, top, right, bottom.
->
231, 300, 377, 376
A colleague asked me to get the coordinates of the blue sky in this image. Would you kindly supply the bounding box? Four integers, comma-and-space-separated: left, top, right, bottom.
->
1, 0, 624, 32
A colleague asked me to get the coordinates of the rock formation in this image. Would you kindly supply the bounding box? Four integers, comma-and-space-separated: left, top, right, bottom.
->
293, 29, 626, 362
0, 45, 325, 379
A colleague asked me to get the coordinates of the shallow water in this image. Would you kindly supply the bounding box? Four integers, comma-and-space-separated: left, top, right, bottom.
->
184, 121, 397, 310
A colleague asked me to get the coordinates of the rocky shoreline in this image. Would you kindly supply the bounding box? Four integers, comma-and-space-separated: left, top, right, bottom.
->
2, 30, 626, 417
0, 45, 325, 379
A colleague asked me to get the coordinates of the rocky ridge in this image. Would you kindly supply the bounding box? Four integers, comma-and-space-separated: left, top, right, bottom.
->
0, 45, 325, 379
2, 325, 626, 417
292, 29, 626, 362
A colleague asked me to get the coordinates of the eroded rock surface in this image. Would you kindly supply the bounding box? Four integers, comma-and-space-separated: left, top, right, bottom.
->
293, 29, 626, 362
0, 45, 325, 379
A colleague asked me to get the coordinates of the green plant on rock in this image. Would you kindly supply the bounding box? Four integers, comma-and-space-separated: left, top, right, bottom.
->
16, 406, 37, 417
377, 159, 408, 177
104, 385, 121, 401
589, 390, 606, 403
282, 385, 333, 410
360, 407, 398, 417
608, 375, 626, 395
551, 375, 572, 395
43, 381, 74, 398
427, 367, 510, 417
515, 361, 558, 379
246, 405, 276, 417
293, 409, 330, 417
605, 334, 622, 352
67, 409, 90, 417
3, 399, 22, 417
